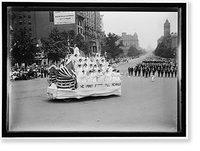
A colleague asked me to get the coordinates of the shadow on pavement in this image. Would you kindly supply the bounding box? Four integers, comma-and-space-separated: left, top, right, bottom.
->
44, 95, 120, 104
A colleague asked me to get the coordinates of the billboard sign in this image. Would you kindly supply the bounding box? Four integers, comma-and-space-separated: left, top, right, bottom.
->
54, 11, 75, 25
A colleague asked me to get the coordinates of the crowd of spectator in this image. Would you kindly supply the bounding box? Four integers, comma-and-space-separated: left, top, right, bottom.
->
10, 63, 49, 81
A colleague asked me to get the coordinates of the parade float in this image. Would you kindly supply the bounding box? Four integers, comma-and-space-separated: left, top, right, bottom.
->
47, 48, 122, 100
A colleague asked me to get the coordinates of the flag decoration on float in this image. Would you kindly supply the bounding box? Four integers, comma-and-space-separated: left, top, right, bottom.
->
47, 50, 121, 99
57, 61, 77, 89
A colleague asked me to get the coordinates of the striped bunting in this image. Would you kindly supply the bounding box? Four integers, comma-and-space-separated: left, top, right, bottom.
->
57, 65, 76, 79
50, 74, 57, 83
56, 64, 77, 89
57, 80, 76, 89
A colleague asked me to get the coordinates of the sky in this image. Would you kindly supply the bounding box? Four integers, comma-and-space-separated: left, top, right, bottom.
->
100, 11, 178, 50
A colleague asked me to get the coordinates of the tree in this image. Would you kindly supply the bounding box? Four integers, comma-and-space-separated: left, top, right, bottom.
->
41, 28, 69, 63
75, 34, 84, 49
11, 28, 38, 65
102, 33, 124, 60
127, 46, 141, 57
75, 34, 90, 56
154, 36, 176, 58
68, 30, 76, 45
154, 42, 166, 57
154, 41, 175, 58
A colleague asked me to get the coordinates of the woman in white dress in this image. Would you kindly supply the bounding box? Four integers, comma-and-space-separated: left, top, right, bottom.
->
89, 64, 94, 71
86, 70, 96, 83
76, 64, 82, 76
104, 69, 112, 82
78, 70, 87, 84
93, 64, 99, 72
82, 63, 89, 73
112, 70, 121, 82
96, 70, 104, 83
73, 44, 80, 57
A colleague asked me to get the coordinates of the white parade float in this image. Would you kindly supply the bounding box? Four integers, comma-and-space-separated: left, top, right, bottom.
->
47, 47, 121, 100
47, 81, 121, 100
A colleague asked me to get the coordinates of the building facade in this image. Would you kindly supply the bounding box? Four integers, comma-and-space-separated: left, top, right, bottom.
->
171, 32, 178, 48
12, 11, 36, 38
82, 11, 103, 54
11, 10, 103, 56
164, 19, 170, 37
120, 32, 139, 50
157, 19, 178, 49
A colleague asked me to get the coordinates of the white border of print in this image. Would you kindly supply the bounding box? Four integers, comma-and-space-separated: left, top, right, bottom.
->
0, 0, 189, 140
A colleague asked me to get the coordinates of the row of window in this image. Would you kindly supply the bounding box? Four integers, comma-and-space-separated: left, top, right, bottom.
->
17, 20, 32, 25
78, 20, 83, 26
77, 27, 83, 35
14, 27, 33, 36
19, 14, 31, 19
15, 27, 32, 31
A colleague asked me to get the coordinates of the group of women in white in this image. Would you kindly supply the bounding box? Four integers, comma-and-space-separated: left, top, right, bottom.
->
62, 47, 121, 84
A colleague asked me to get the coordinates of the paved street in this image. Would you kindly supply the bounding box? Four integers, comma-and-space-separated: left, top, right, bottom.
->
9, 53, 177, 132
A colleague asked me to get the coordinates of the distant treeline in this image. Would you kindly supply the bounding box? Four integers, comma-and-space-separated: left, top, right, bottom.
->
127, 46, 144, 57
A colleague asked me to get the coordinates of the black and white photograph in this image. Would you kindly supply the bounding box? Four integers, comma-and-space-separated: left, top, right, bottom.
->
2, 2, 187, 138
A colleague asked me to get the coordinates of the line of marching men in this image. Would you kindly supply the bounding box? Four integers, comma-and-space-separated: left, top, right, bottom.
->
128, 60, 178, 78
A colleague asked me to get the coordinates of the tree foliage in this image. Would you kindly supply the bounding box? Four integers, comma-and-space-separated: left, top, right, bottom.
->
154, 41, 175, 58
75, 34, 90, 56
41, 28, 70, 63
68, 30, 76, 45
127, 46, 142, 57
101, 33, 124, 60
11, 28, 38, 65
41, 28, 91, 62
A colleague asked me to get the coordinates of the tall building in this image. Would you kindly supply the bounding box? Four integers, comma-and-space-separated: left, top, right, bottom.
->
100, 15, 104, 31
11, 9, 103, 55
11, 11, 36, 38
171, 32, 178, 48
83, 11, 102, 54
11, 11, 85, 41
120, 32, 139, 49
157, 19, 178, 49
164, 19, 170, 37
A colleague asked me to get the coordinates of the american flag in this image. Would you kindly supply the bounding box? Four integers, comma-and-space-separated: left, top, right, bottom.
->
57, 61, 77, 89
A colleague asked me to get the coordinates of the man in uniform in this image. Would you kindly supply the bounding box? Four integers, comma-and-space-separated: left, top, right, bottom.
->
138, 66, 141, 76
174, 68, 177, 77
160, 67, 164, 77
128, 67, 131, 77
167, 68, 171, 77
157, 66, 160, 77
130, 66, 133, 77
142, 67, 145, 77
145, 67, 149, 78
164, 68, 166, 77
134, 67, 137, 77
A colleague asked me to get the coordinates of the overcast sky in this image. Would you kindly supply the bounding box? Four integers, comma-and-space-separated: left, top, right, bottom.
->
100, 11, 178, 50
